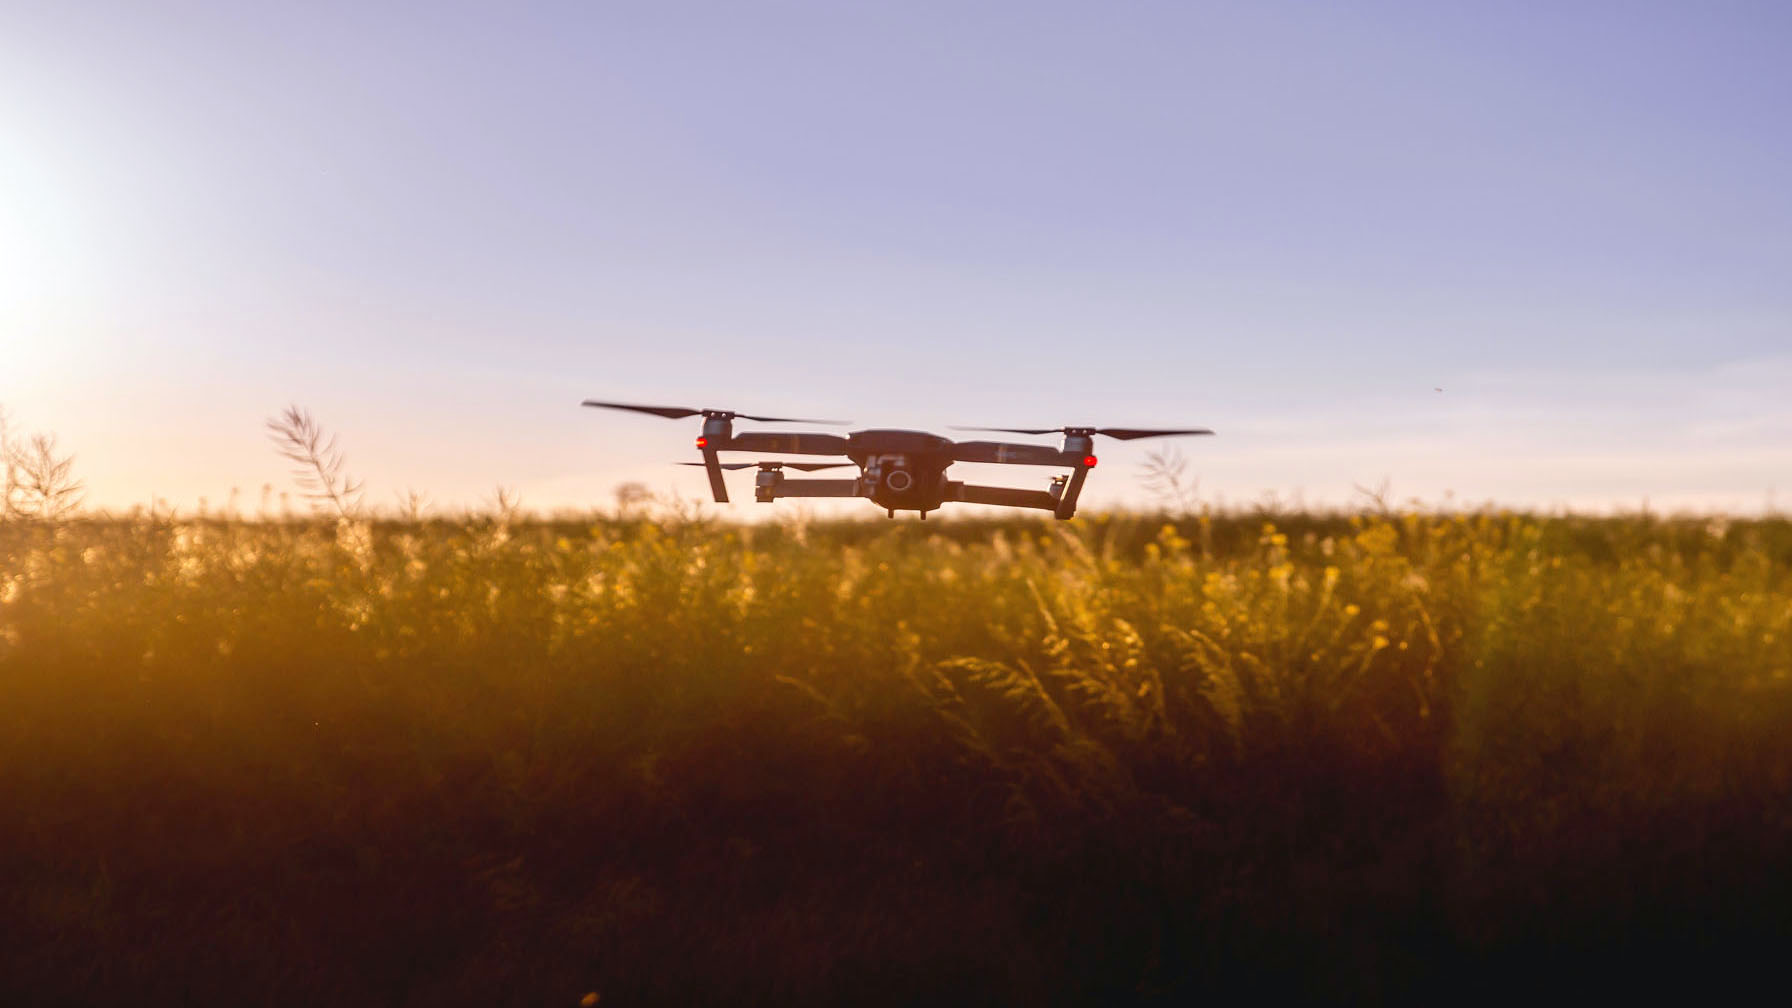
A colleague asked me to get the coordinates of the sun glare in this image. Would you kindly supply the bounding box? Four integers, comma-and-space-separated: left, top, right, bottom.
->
0, 132, 105, 390
0, 133, 92, 319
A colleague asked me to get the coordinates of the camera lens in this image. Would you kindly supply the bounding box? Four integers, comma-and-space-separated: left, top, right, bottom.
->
885, 469, 913, 492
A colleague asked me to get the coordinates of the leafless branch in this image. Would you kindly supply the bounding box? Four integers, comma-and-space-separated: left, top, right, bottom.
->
394, 488, 432, 521
2, 408, 84, 521
8, 433, 85, 520
485, 485, 521, 521
1351, 478, 1394, 515
265, 405, 364, 519
1139, 446, 1200, 515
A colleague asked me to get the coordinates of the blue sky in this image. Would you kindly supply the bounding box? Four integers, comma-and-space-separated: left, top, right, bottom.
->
4, 1, 1788, 514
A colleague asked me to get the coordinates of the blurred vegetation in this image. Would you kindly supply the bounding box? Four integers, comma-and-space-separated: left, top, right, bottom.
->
3, 509, 1790, 1004
1, 406, 84, 521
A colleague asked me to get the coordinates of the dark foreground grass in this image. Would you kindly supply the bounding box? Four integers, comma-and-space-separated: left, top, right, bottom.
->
3, 511, 1791, 1004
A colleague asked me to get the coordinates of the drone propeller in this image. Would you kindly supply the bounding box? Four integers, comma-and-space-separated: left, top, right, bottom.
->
582, 400, 847, 425
679, 461, 853, 471
950, 425, 1213, 441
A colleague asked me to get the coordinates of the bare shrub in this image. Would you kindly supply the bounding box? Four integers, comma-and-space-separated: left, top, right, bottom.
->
1, 407, 84, 520
614, 481, 651, 517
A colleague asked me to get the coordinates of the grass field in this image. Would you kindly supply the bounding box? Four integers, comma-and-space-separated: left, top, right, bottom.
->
4, 509, 1791, 1004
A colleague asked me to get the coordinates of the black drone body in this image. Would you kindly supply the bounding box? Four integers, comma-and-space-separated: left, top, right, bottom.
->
582, 401, 1213, 519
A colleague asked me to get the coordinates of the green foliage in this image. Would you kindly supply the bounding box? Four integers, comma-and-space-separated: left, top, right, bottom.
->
2, 511, 1790, 1002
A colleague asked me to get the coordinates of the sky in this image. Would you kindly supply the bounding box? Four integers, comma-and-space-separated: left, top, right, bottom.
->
3, 0, 1789, 517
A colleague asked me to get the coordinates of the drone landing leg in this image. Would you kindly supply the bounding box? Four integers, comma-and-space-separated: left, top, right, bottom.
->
1054, 465, 1092, 519
698, 415, 735, 503
1052, 434, 1097, 520
701, 447, 729, 503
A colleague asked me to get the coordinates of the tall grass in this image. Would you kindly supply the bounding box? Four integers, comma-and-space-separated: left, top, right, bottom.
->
3, 510, 1790, 1003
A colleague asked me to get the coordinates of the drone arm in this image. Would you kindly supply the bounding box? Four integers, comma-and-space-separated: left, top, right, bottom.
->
727, 432, 851, 456
948, 483, 1060, 513
949, 441, 1073, 466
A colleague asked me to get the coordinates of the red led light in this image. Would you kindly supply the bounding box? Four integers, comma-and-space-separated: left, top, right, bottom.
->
1083, 454, 1098, 468
695, 436, 709, 449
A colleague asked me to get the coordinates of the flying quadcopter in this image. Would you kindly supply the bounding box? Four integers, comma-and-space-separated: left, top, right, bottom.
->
583, 400, 1213, 519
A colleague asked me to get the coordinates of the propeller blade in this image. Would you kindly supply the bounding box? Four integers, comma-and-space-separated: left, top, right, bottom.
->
949, 426, 1062, 435
734, 413, 851, 425
581, 400, 848, 424
950, 441, 1072, 466
949, 425, 1214, 441
582, 400, 701, 419
726, 432, 851, 456
1095, 427, 1214, 441
679, 461, 853, 471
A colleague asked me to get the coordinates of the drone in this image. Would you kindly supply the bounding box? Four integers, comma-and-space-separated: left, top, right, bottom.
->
584, 399, 1213, 520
